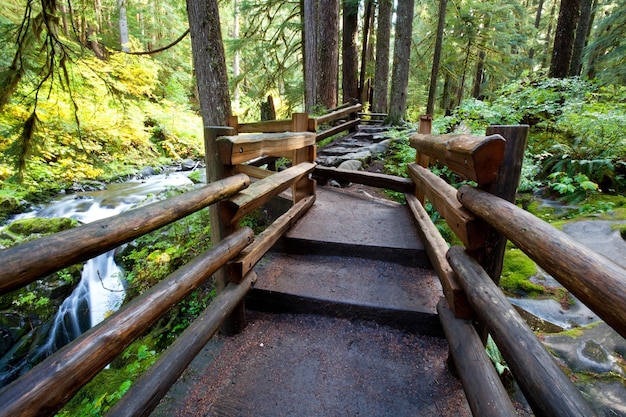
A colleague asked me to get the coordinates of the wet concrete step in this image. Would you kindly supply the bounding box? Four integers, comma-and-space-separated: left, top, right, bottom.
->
278, 186, 430, 267
248, 252, 443, 336
247, 185, 442, 335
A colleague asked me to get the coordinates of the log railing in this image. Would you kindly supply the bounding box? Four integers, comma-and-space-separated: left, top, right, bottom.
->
227, 101, 363, 143
407, 121, 625, 417
0, 127, 318, 417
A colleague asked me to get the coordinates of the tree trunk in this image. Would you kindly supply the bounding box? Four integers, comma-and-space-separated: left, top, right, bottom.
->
317, 0, 339, 109
342, 0, 359, 103
568, 0, 593, 76
426, 0, 447, 114
528, 0, 545, 61
548, 0, 581, 78
117, 0, 130, 52
302, 0, 318, 113
542, 0, 557, 69
186, 0, 231, 128
358, 0, 373, 103
471, 16, 490, 99
233, 0, 241, 104
387, 0, 415, 125
457, 36, 472, 107
372, 0, 392, 113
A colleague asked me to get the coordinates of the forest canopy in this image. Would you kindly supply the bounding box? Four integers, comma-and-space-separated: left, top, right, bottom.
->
0, 0, 624, 201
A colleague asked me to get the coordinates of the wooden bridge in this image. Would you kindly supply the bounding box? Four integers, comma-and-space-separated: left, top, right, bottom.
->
1, 103, 625, 417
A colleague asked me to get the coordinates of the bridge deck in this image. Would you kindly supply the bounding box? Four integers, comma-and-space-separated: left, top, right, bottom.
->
151, 185, 474, 416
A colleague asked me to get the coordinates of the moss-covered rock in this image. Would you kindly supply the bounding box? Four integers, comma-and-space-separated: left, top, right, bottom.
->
6, 217, 79, 236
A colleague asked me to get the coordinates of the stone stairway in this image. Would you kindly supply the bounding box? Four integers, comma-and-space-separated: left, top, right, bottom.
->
316, 125, 405, 170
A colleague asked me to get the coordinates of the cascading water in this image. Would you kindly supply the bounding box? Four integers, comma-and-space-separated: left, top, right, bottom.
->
1, 172, 194, 386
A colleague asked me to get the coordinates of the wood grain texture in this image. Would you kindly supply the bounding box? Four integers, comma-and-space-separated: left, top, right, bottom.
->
437, 299, 517, 417
217, 132, 316, 165
407, 163, 487, 250
405, 193, 472, 318
409, 133, 505, 185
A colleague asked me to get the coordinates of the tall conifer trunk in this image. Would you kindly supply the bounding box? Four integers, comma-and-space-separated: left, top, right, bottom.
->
372, 0, 392, 113
342, 0, 359, 103
549, 0, 581, 78
387, 0, 415, 125
317, 0, 339, 109
426, 0, 447, 114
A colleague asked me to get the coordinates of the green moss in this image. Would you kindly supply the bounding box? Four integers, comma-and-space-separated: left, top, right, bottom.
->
500, 246, 543, 295
7, 217, 79, 236
187, 169, 203, 184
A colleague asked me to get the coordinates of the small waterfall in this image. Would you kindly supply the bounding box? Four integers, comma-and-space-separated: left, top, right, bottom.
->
2, 172, 194, 385
34, 249, 125, 359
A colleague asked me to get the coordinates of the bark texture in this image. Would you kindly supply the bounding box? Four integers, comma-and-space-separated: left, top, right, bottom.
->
342, 0, 359, 103
549, 0, 582, 78
372, 0, 392, 113
387, 0, 415, 125
317, 0, 339, 109
186, 0, 231, 128
426, 0, 447, 114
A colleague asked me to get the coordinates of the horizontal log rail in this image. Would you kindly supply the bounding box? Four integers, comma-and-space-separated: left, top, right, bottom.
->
437, 300, 517, 417
224, 162, 316, 224
0, 228, 254, 417
405, 193, 471, 318
107, 271, 258, 417
458, 185, 626, 339
309, 102, 362, 131
447, 246, 597, 417
217, 132, 316, 165
407, 163, 487, 250
313, 166, 415, 194
227, 195, 316, 283
409, 133, 506, 186
229, 118, 294, 134
0, 174, 250, 294
315, 118, 361, 142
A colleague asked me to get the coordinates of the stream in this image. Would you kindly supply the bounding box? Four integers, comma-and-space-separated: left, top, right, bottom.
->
1, 171, 195, 387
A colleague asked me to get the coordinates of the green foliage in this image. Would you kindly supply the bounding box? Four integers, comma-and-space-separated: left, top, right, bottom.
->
548, 172, 598, 204
438, 77, 626, 194
57, 343, 156, 417
383, 136, 415, 178
486, 335, 510, 376
228, 0, 304, 119
120, 208, 211, 298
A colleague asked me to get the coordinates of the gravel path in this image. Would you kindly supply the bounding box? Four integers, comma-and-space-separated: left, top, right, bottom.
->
152, 312, 472, 417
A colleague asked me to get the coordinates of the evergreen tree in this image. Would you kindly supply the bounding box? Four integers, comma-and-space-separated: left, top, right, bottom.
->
372, 0, 392, 113
342, 0, 359, 103
387, 0, 415, 125
549, 0, 582, 78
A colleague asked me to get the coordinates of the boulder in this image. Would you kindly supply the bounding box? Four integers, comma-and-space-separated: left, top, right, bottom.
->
337, 160, 362, 171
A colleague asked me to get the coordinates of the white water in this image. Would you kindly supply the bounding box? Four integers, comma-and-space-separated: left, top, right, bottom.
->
14, 172, 194, 357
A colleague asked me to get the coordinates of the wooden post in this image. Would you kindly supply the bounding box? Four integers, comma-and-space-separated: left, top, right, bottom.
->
470, 125, 528, 345
416, 115, 432, 167
415, 115, 432, 203
227, 115, 239, 135
477, 125, 529, 284
291, 113, 316, 203
204, 126, 246, 335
